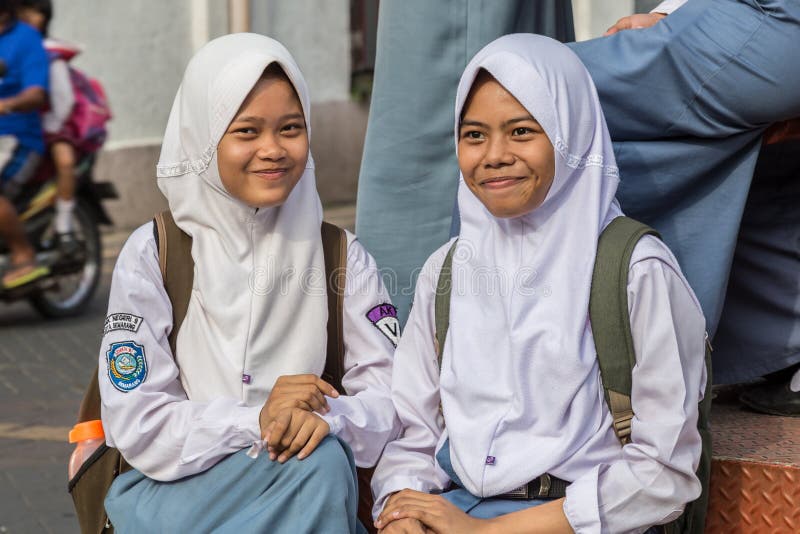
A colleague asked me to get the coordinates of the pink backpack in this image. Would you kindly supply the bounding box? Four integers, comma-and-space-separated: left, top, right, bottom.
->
46, 40, 112, 154
66, 67, 111, 154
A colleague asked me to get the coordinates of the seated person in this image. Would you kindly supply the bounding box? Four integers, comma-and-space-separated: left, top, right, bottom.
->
99, 34, 398, 533
371, 35, 707, 534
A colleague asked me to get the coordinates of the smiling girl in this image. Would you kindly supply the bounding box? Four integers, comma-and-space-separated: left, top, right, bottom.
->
97, 34, 399, 533
371, 35, 706, 534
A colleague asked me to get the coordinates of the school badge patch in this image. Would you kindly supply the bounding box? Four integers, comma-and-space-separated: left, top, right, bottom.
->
366, 303, 400, 347
106, 341, 147, 392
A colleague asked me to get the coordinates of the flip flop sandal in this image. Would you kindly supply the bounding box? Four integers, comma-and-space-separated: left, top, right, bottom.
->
2, 260, 51, 289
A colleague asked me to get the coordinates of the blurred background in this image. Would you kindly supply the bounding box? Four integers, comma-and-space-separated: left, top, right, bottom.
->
0, 1, 656, 532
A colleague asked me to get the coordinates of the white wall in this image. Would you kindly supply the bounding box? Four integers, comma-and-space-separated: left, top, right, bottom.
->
572, 0, 635, 41
49, 0, 228, 149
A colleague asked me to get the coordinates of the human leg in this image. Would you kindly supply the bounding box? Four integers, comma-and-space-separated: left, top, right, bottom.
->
51, 141, 76, 235
105, 436, 359, 534
569, 0, 800, 335
0, 141, 48, 288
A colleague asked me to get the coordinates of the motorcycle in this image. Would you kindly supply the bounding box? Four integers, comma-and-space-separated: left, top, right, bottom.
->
0, 154, 117, 317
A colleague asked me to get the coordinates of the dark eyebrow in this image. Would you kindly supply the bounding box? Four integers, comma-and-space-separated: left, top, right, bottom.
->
504, 115, 538, 127
230, 112, 305, 124
459, 115, 539, 129
460, 119, 487, 129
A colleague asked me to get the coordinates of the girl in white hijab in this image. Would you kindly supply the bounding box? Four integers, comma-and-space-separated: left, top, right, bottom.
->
98, 34, 399, 533
372, 34, 706, 534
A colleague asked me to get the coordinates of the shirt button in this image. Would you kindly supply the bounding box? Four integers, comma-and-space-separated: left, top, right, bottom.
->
242, 374, 252, 384
485, 456, 496, 465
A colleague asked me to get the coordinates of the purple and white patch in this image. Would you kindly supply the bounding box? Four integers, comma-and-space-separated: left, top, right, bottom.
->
366, 303, 400, 347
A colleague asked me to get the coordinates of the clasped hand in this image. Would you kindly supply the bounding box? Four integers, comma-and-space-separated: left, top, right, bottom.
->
258, 374, 339, 463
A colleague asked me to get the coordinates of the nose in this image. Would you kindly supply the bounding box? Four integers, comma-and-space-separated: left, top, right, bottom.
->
484, 137, 515, 168
256, 133, 287, 161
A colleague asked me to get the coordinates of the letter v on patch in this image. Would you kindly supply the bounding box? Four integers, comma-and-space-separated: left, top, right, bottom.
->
366, 303, 400, 347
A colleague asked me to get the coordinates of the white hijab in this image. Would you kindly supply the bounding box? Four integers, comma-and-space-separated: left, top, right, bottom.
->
155, 34, 327, 406
441, 34, 624, 496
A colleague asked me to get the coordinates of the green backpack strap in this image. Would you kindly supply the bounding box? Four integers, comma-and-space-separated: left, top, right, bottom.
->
434, 240, 458, 369
589, 216, 660, 444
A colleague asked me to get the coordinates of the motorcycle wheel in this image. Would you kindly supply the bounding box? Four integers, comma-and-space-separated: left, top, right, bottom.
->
29, 201, 102, 318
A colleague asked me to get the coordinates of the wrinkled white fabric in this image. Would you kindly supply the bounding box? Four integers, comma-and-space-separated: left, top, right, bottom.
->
101, 225, 399, 479
155, 33, 327, 405
444, 34, 623, 498
373, 237, 707, 532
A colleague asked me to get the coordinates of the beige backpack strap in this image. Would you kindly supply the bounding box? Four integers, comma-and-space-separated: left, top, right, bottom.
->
153, 211, 194, 356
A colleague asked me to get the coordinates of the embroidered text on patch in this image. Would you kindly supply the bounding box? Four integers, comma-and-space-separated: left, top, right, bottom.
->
106, 341, 148, 392
366, 303, 400, 347
104, 313, 144, 335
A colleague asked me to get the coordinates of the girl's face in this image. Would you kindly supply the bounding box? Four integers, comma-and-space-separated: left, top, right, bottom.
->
458, 75, 555, 219
217, 75, 309, 208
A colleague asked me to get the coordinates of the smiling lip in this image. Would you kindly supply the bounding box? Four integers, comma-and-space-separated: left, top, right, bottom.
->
479, 176, 525, 189
251, 168, 289, 180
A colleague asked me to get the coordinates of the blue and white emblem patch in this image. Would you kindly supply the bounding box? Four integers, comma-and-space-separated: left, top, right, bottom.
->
106, 341, 147, 392
366, 303, 400, 347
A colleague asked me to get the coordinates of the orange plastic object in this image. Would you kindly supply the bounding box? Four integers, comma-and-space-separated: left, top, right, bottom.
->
706, 396, 800, 533
68, 419, 105, 443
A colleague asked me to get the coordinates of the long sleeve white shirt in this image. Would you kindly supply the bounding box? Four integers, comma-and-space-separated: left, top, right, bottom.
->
99, 223, 400, 481
371, 235, 706, 533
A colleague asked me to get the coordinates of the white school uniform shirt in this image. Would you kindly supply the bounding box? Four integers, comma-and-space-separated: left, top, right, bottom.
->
99, 223, 400, 480
371, 235, 706, 533
371, 34, 706, 534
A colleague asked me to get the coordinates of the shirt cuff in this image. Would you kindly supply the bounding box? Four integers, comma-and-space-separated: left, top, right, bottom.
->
651, 0, 687, 15
563, 465, 602, 534
234, 404, 263, 442
318, 396, 346, 435
372, 476, 438, 519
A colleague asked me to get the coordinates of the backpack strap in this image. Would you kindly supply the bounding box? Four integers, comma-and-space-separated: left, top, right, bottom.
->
589, 216, 660, 445
321, 221, 348, 394
153, 211, 195, 356
434, 240, 458, 370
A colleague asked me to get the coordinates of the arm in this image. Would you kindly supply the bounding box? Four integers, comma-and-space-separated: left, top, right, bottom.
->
564, 242, 706, 532
317, 235, 402, 467
0, 29, 49, 113
371, 244, 454, 517
42, 59, 75, 133
603, 0, 688, 36
99, 224, 262, 481
0, 87, 46, 114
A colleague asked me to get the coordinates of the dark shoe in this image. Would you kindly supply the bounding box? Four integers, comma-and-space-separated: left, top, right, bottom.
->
56, 232, 83, 260
739, 381, 800, 417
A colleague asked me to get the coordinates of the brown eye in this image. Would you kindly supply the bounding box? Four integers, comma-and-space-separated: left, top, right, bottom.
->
512, 127, 533, 136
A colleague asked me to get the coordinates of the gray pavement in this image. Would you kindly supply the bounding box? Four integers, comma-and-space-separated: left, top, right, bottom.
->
0, 205, 355, 533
